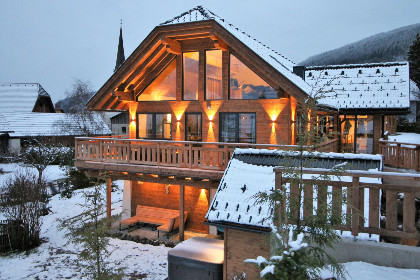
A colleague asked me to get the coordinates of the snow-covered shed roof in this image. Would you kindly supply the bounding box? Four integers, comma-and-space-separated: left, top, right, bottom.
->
0, 112, 111, 137
160, 6, 311, 94
305, 62, 410, 111
205, 148, 382, 230
0, 83, 53, 113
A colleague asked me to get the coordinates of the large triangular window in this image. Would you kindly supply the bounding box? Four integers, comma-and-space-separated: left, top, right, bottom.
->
230, 54, 277, 99
137, 59, 176, 101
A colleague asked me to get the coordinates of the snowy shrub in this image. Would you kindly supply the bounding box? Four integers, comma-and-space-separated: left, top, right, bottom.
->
0, 170, 49, 250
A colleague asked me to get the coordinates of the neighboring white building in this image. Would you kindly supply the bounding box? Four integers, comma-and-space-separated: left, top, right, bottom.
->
0, 83, 111, 155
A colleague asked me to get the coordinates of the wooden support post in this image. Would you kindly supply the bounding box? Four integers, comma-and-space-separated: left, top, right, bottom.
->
179, 185, 185, 241
106, 178, 112, 219
351, 176, 360, 237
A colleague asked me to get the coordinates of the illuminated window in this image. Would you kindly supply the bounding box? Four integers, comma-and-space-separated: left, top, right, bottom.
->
230, 54, 277, 99
138, 113, 171, 139
137, 60, 176, 101
185, 113, 202, 141
206, 50, 222, 100
183, 52, 199, 100
220, 113, 256, 143
340, 115, 373, 154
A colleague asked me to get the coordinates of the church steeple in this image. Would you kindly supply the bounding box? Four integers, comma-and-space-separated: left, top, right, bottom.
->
114, 20, 125, 72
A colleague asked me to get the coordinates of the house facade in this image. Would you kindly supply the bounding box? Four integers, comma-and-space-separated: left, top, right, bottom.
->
75, 5, 410, 247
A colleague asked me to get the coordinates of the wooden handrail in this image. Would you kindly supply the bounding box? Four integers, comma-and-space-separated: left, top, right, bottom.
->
379, 140, 420, 171
274, 167, 420, 240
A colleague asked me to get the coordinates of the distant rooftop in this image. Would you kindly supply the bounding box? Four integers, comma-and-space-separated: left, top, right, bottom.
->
160, 6, 311, 94
0, 83, 52, 113
305, 62, 410, 110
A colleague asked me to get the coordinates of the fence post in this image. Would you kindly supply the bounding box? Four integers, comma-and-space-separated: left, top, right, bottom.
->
351, 176, 360, 237
188, 143, 192, 169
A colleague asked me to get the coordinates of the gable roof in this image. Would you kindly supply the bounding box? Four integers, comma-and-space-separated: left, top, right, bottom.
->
159, 6, 310, 94
0, 112, 111, 137
205, 148, 382, 230
305, 62, 410, 112
0, 83, 54, 113
87, 6, 311, 111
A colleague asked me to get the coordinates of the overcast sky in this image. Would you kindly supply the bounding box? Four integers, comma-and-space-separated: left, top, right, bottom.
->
1, 0, 419, 102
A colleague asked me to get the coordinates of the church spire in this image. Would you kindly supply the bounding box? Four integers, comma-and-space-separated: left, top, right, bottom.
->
114, 19, 125, 72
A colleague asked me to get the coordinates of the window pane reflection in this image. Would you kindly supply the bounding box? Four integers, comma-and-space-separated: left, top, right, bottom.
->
138, 113, 171, 139
183, 52, 199, 100
138, 60, 176, 101
206, 50, 222, 100
220, 113, 256, 143
186, 113, 202, 141
230, 54, 277, 99
356, 115, 373, 154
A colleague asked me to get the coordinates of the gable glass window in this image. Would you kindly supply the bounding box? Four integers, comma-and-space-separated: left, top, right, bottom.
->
230, 54, 277, 99
185, 113, 202, 141
206, 50, 223, 100
183, 52, 199, 100
138, 113, 171, 139
220, 113, 256, 143
137, 60, 176, 101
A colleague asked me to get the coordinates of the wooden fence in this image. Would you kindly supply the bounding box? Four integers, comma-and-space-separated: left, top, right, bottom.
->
380, 140, 420, 171
75, 137, 339, 171
0, 220, 11, 251
274, 167, 420, 240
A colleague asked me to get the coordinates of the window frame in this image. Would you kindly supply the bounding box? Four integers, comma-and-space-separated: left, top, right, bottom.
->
136, 113, 172, 140
182, 51, 199, 101
185, 113, 203, 142
228, 52, 278, 100
205, 49, 223, 100
219, 112, 256, 143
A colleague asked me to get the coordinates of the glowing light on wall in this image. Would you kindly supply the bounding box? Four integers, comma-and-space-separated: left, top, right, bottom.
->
290, 97, 297, 145
129, 102, 137, 139
202, 101, 222, 121
170, 102, 190, 122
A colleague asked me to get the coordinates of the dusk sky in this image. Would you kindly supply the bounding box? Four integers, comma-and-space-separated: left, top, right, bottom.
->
1, 0, 419, 102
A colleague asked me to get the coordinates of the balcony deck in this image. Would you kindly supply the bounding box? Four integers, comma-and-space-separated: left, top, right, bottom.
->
74, 137, 339, 184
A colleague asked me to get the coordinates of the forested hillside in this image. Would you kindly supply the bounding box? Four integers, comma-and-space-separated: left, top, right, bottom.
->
300, 23, 420, 66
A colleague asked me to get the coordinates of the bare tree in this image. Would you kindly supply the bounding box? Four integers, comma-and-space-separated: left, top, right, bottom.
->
56, 79, 108, 136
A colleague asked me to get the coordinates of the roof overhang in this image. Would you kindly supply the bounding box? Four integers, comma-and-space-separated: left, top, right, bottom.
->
87, 20, 309, 111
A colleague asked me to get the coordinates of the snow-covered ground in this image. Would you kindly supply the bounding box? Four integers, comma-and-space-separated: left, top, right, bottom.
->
1, 164, 420, 279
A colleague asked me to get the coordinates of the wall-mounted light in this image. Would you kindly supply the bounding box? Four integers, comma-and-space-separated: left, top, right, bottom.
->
207, 103, 211, 110
165, 184, 170, 195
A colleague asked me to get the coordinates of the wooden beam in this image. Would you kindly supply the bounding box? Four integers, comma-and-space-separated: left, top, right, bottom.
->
113, 90, 134, 101
163, 37, 182, 55
179, 184, 185, 241
133, 53, 176, 94
209, 33, 228, 51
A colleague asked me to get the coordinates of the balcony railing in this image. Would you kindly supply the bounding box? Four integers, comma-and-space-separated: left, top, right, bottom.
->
380, 140, 420, 171
275, 167, 420, 240
75, 137, 339, 171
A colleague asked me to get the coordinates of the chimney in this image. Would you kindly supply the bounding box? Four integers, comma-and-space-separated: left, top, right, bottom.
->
293, 66, 306, 81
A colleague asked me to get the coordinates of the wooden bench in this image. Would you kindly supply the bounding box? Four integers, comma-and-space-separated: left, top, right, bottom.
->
119, 205, 188, 237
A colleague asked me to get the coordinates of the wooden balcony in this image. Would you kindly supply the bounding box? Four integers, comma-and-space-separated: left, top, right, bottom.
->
74, 137, 339, 183
380, 140, 420, 171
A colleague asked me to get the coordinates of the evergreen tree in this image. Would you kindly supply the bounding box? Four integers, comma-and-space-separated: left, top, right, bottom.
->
245, 77, 348, 279
408, 33, 420, 88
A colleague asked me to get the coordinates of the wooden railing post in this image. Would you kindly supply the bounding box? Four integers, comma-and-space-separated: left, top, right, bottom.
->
127, 140, 131, 163
157, 142, 160, 167
396, 143, 401, 168
351, 176, 360, 237
416, 146, 420, 172
188, 143, 192, 169
99, 140, 103, 161
223, 144, 229, 169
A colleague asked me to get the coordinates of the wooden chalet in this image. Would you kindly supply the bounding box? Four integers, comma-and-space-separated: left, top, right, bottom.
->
76, 6, 339, 239
75, 6, 410, 243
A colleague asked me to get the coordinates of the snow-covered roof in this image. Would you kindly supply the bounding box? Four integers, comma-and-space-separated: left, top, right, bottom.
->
0, 83, 52, 113
305, 62, 410, 110
160, 6, 311, 94
0, 112, 111, 137
205, 148, 382, 229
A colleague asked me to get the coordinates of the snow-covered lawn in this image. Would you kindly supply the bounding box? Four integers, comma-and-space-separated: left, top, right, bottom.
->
384, 132, 420, 145
1, 164, 420, 279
